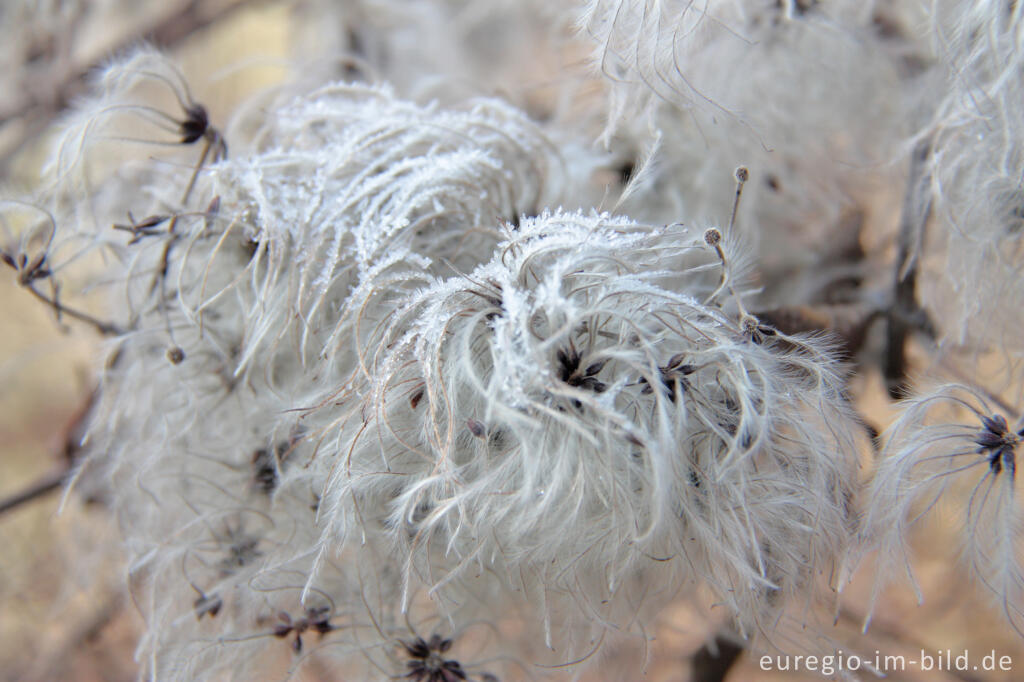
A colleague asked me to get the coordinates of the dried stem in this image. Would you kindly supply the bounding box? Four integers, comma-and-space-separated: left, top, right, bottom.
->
885, 138, 932, 398
691, 635, 744, 682
25, 283, 124, 336
0, 469, 66, 516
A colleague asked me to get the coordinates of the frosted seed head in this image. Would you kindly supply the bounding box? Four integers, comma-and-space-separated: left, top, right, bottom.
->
861, 384, 1024, 634
314, 209, 863, 655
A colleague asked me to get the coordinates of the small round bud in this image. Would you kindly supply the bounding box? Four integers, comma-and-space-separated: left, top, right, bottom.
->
735, 166, 749, 183
703, 228, 722, 247
740, 314, 760, 334
467, 418, 486, 438
167, 346, 185, 364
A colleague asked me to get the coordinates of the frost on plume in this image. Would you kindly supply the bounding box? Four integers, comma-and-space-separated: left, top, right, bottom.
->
315, 210, 863, 650
31, 48, 866, 679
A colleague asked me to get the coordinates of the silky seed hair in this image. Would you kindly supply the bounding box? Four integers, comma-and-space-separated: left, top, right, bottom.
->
310, 209, 863, 650
915, 1, 1024, 349
208, 80, 561, 380
47, 50, 566, 679
574, 0, 906, 312
858, 383, 1024, 635
22, 6, 1022, 675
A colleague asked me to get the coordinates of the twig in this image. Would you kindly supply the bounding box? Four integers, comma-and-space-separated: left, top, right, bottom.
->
0, 387, 102, 519
885, 138, 933, 398
25, 283, 124, 336
691, 635, 744, 682
756, 302, 883, 358
0, 469, 66, 515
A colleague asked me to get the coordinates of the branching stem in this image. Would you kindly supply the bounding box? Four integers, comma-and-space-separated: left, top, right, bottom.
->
25, 283, 124, 336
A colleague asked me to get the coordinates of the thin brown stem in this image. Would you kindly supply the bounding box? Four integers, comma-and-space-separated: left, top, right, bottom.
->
25, 283, 124, 336
182, 134, 216, 203
885, 138, 932, 398
0, 469, 66, 516
728, 166, 748, 233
